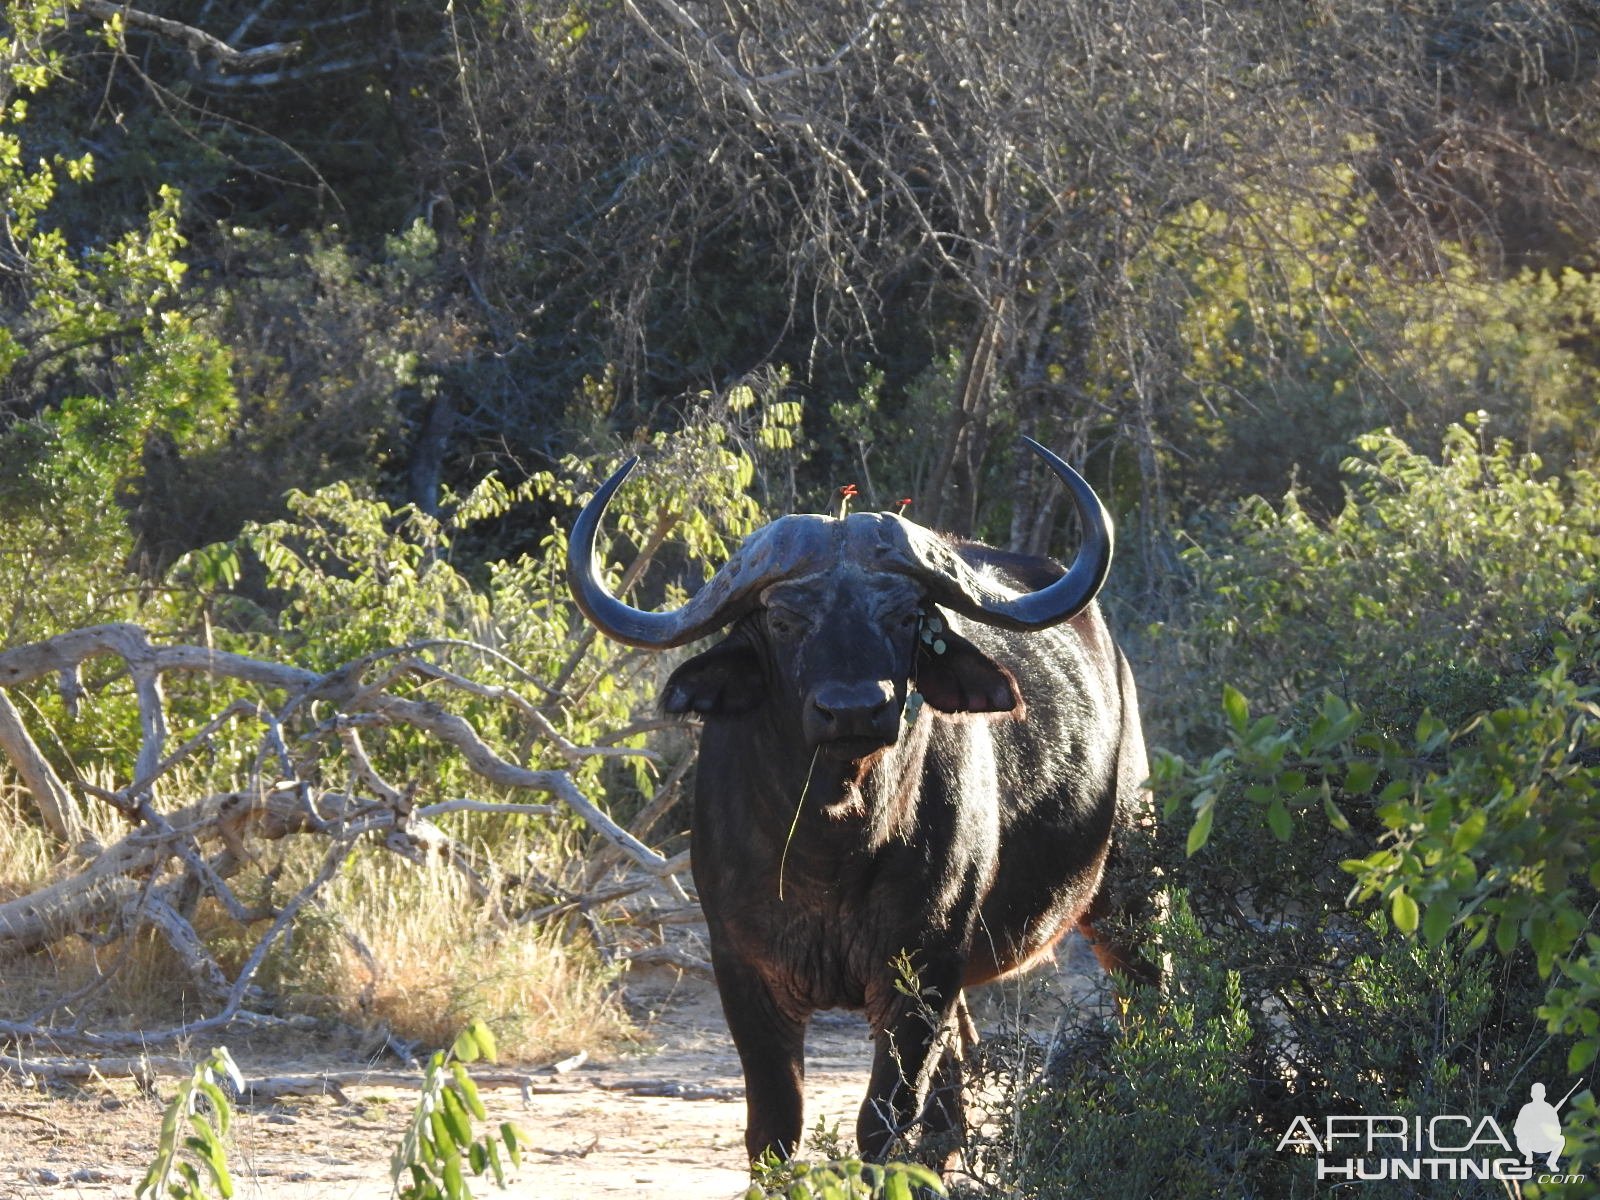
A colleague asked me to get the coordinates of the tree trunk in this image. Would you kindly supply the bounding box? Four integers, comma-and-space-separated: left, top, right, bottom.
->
406, 390, 456, 517
927, 300, 1006, 534
0, 688, 83, 844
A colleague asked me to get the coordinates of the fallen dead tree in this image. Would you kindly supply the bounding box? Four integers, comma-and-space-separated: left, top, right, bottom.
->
0, 622, 704, 1051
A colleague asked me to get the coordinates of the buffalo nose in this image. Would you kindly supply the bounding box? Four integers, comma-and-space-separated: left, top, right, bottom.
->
807, 680, 899, 745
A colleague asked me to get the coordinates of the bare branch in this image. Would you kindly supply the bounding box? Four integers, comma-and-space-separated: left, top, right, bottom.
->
415, 798, 556, 820
365, 694, 674, 875
0, 687, 82, 843
135, 891, 232, 1004
401, 657, 661, 765
79, 0, 302, 70
0, 623, 317, 693
622, 944, 713, 977
583, 750, 693, 887
516, 879, 656, 926
196, 55, 381, 92
335, 720, 404, 806
0, 1008, 324, 1051
0, 788, 359, 957
219, 832, 361, 1020
121, 698, 261, 809
625, 903, 705, 928
622, 0, 770, 126
0, 623, 696, 1049
1, 1052, 573, 1096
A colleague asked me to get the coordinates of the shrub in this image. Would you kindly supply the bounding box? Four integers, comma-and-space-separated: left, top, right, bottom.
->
996, 423, 1599, 1198
1150, 418, 1600, 749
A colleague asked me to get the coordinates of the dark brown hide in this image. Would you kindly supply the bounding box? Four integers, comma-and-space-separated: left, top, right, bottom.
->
567, 444, 1151, 1166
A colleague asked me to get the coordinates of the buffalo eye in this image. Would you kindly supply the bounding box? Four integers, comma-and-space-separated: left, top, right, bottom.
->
767, 607, 807, 639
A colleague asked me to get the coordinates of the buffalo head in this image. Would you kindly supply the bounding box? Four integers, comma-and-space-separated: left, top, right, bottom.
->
567, 438, 1113, 757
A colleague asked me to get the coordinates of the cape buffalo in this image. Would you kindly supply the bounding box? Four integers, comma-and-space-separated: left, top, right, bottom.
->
567, 438, 1152, 1165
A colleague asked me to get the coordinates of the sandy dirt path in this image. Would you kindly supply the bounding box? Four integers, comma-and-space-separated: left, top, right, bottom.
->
0, 971, 872, 1200
0, 938, 1102, 1199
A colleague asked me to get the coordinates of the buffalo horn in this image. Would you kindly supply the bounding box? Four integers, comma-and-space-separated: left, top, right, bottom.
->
901, 437, 1113, 630
568, 437, 1111, 647
566, 457, 820, 648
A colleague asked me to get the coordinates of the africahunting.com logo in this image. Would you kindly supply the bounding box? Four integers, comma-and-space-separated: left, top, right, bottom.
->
1275, 1081, 1587, 1184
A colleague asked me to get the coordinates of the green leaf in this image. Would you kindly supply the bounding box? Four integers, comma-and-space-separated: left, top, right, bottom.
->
466, 1019, 498, 1065
451, 1065, 488, 1120
441, 1148, 465, 1200
1391, 889, 1419, 935
1245, 783, 1277, 806
1343, 759, 1380, 795
176, 1160, 204, 1197
1415, 712, 1448, 753
1495, 915, 1519, 955
893, 1163, 946, 1192
1323, 793, 1352, 832
1223, 685, 1249, 736
1451, 811, 1488, 852
1422, 901, 1454, 946
1247, 715, 1278, 744
1187, 801, 1215, 855
196, 1080, 232, 1138
452, 1028, 481, 1064
486, 1139, 506, 1188
1267, 797, 1292, 841
440, 1087, 475, 1148
500, 1123, 522, 1169
430, 1109, 457, 1155
1568, 1040, 1598, 1074
420, 1131, 442, 1167
205, 1151, 234, 1200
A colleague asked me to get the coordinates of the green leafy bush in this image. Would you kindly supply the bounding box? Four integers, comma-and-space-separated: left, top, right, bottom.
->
0, 2, 237, 639
998, 424, 1598, 1197
212, 382, 798, 813
136, 1048, 243, 1200
135, 1029, 524, 1200
1153, 419, 1600, 748
1139, 162, 1600, 512
393, 1019, 524, 1200
746, 1154, 945, 1200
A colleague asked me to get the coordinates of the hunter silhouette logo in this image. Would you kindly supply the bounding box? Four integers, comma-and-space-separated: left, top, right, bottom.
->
1514, 1081, 1578, 1172
1275, 1079, 1588, 1184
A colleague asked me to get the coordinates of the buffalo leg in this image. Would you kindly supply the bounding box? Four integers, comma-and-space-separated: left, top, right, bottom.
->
858, 971, 965, 1163
1078, 912, 1160, 986
919, 1004, 970, 1171
715, 957, 807, 1161
1078, 815, 1165, 989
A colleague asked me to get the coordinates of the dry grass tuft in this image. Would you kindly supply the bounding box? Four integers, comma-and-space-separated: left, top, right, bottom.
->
257, 847, 633, 1061
0, 769, 247, 1027
0, 778, 57, 902
1, 774, 633, 1059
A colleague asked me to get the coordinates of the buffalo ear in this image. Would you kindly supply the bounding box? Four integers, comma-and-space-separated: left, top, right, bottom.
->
662, 641, 766, 717
915, 632, 1024, 717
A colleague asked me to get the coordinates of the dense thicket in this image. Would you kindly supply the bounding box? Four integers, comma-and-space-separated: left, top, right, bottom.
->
5, 0, 1599, 570
3, 2, 1600, 1194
